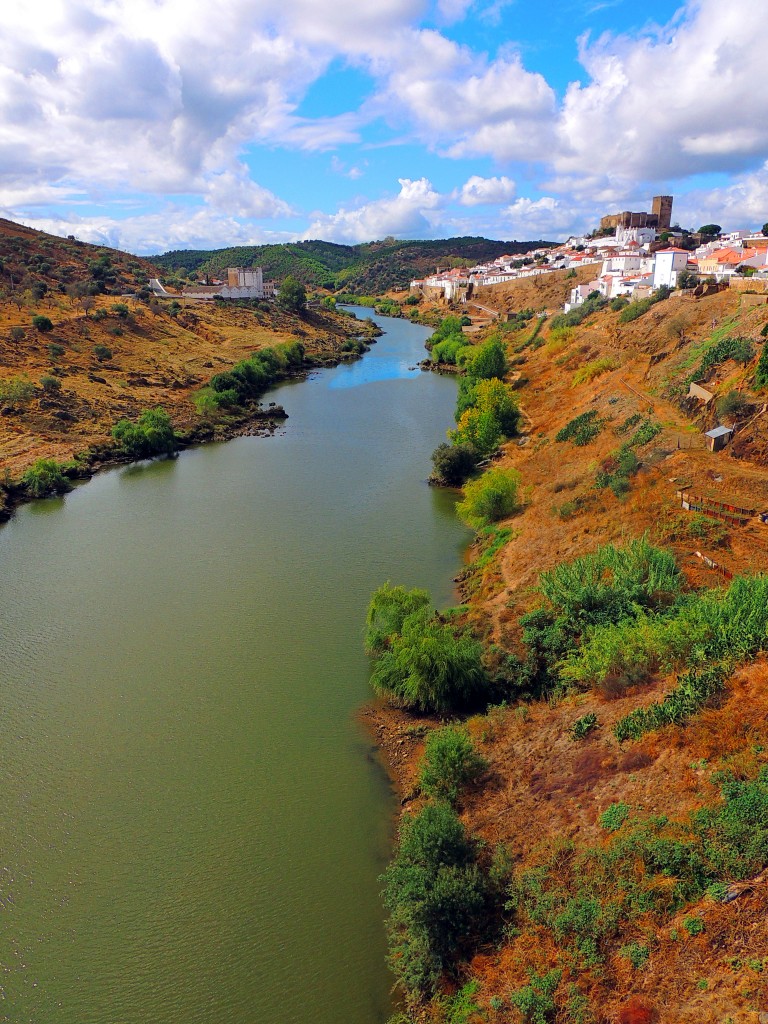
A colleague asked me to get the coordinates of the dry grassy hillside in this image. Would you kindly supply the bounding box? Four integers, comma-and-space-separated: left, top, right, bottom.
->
0, 220, 375, 490
371, 277, 768, 1024
474, 265, 599, 315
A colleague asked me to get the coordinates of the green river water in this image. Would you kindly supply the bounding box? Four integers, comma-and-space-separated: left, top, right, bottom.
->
0, 309, 471, 1024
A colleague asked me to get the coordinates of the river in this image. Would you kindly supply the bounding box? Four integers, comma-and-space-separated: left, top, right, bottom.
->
0, 308, 470, 1024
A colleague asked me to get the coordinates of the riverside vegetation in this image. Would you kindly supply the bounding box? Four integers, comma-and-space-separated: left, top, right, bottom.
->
365, 286, 768, 1023
0, 218, 380, 516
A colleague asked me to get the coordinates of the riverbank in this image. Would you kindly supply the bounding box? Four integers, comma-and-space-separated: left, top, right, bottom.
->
0, 300, 380, 520
359, 277, 768, 1023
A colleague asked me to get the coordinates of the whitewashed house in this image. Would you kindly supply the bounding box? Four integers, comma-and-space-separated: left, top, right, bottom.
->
652, 247, 691, 289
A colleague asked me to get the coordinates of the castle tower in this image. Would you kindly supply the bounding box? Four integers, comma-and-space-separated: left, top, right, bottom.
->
652, 195, 673, 231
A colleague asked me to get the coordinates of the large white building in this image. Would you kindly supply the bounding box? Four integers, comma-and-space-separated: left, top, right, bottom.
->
182, 267, 271, 300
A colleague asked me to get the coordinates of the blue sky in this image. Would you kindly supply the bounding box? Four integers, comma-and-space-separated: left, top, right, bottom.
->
0, 0, 766, 254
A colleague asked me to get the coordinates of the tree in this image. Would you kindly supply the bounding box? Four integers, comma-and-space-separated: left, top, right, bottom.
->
0, 376, 35, 408
677, 268, 698, 290
277, 275, 306, 313
364, 584, 488, 714
430, 443, 478, 487
698, 224, 722, 236
381, 803, 490, 996
467, 338, 508, 381
31, 314, 53, 333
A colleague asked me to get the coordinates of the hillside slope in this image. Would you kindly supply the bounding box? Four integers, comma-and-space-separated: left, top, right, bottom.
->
0, 220, 376, 502
370, 279, 768, 1024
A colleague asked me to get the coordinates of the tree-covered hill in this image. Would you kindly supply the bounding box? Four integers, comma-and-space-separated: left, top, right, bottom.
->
150, 236, 554, 294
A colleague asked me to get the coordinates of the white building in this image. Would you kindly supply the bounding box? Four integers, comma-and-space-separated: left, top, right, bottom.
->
652, 248, 691, 289
615, 224, 656, 249
182, 266, 268, 300
600, 252, 644, 276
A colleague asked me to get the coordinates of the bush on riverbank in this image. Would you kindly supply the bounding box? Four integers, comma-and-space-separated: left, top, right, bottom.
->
112, 406, 177, 458
365, 584, 488, 714
195, 341, 307, 415
21, 458, 74, 498
429, 443, 478, 486
450, 378, 519, 458
456, 467, 521, 529
427, 316, 471, 366
418, 725, 487, 804
381, 802, 494, 996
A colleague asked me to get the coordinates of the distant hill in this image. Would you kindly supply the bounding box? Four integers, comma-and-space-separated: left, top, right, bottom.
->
150, 237, 555, 294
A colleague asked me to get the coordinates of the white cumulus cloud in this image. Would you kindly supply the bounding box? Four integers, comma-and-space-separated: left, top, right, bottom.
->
458, 175, 516, 206
302, 177, 445, 243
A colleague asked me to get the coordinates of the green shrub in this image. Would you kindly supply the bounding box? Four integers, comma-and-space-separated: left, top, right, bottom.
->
689, 335, 755, 387
619, 942, 650, 969
364, 584, 488, 713
0, 376, 35, 407
466, 338, 508, 381
365, 583, 431, 656
755, 342, 768, 388
522, 539, 681, 692
616, 412, 643, 435
419, 726, 487, 803
594, 444, 641, 496
509, 970, 562, 1024
430, 443, 478, 486
31, 314, 53, 333
548, 293, 606, 332
569, 713, 598, 740
600, 802, 631, 832
111, 406, 176, 458
436, 981, 482, 1024
93, 344, 113, 361
194, 387, 237, 416
48, 343, 65, 358
614, 664, 726, 742
432, 336, 470, 365
628, 419, 662, 447
555, 410, 603, 446
369, 610, 488, 714
694, 767, 768, 879
562, 610, 709, 692
716, 390, 750, 419
572, 357, 619, 386
618, 287, 671, 324
450, 378, 519, 457
111, 302, 130, 318
39, 375, 61, 393
21, 458, 73, 498
381, 803, 491, 995
683, 916, 705, 937
456, 467, 521, 530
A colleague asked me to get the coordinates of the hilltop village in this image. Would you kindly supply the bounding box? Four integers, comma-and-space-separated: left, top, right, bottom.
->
411, 195, 768, 308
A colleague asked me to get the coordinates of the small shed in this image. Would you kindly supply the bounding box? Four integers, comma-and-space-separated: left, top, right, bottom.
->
705, 425, 734, 452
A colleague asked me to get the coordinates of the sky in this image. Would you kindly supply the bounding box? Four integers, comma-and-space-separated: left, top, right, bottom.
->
1, 0, 768, 255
